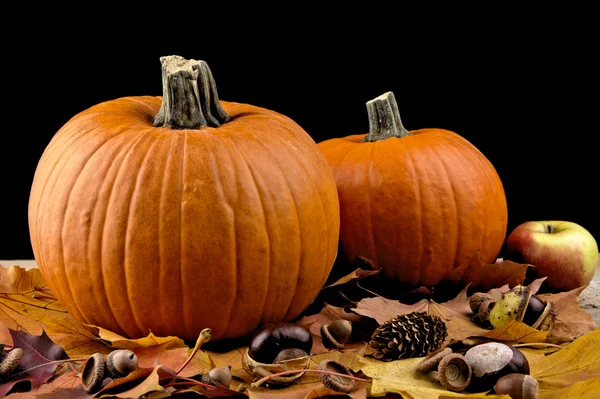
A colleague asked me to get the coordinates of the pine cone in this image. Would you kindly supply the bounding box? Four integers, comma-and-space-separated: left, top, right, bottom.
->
369, 311, 448, 361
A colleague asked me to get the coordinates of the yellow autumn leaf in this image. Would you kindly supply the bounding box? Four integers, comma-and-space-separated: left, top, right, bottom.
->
355, 356, 508, 399
530, 328, 600, 392
84, 324, 187, 350
0, 265, 109, 356
480, 320, 550, 343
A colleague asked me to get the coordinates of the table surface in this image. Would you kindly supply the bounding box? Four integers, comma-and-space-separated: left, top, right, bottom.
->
2, 259, 599, 326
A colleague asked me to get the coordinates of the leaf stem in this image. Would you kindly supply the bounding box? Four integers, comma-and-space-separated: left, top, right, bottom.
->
250, 368, 372, 389
8, 357, 88, 378
175, 328, 211, 375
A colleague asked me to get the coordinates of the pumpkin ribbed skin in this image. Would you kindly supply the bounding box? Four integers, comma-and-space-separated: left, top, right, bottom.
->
318, 129, 507, 287
28, 96, 340, 341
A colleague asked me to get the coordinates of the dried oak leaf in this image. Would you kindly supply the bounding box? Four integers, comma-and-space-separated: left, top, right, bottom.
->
0, 328, 69, 397
0, 264, 109, 357
443, 254, 530, 293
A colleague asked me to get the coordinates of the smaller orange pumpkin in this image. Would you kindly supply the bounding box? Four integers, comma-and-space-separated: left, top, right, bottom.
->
318, 92, 508, 287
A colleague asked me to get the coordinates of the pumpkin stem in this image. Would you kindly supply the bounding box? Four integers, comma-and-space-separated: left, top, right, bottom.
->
362, 91, 410, 142
154, 55, 229, 129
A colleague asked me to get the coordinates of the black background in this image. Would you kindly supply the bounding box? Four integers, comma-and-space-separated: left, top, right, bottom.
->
1, 8, 598, 260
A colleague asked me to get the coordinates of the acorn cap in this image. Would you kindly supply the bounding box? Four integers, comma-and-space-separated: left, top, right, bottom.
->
0, 348, 23, 376
106, 350, 138, 379
81, 353, 106, 393
320, 320, 352, 350
437, 353, 472, 392
316, 359, 356, 393
417, 347, 453, 373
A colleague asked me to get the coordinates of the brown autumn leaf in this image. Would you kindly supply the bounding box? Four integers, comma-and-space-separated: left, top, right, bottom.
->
353, 285, 490, 343
84, 325, 187, 350
95, 365, 173, 398
443, 254, 530, 292
133, 342, 220, 379
0, 265, 109, 357
536, 286, 599, 344
3, 371, 90, 399
296, 303, 376, 355
0, 329, 69, 397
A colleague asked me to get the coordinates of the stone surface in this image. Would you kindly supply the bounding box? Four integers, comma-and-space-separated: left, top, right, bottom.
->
1, 259, 599, 325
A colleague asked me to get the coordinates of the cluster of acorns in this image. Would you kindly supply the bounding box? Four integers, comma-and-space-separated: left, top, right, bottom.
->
417, 342, 539, 398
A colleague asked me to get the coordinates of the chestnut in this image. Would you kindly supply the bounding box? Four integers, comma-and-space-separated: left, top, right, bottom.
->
248, 322, 312, 364
464, 342, 530, 392
242, 322, 312, 387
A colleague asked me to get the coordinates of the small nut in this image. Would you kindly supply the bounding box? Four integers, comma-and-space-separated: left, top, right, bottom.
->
106, 349, 138, 379
494, 373, 539, 399
320, 320, 352, 350
417, 347, 453, 373
200, 365, 232, 388
316, 359, 356, 393
464, 342, 530, 392
0, 348, 23, 376
437, 353, 472, 392
81, 353, 106, 393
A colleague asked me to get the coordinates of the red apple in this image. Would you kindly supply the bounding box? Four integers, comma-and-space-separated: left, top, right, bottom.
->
506, 220, 599, 291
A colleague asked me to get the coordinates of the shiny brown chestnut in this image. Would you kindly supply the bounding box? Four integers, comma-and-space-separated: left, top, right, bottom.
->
248, 322, 313, 364
464, 342, 530, 392
243, 322, 312, 387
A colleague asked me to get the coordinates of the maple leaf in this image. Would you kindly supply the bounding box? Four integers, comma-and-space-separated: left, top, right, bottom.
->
0, 329, 69, 397
353, 285, 490, 343
0, 265, 109, 357
443, 254, 530, 293
83, 325, 187, 350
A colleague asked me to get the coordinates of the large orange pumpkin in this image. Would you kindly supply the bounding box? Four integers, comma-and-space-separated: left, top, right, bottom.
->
318, 91, 507, 287
28, 56, 340, 341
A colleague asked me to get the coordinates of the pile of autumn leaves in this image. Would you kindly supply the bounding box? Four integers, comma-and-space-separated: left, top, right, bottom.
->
1, 257, 599, 399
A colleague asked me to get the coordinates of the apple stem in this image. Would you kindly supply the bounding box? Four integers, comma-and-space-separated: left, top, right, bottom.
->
546, 224, 555, 234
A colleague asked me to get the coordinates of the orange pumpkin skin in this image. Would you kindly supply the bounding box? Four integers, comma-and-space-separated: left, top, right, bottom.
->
318, 129, 507, 287
28, 96, 340, 341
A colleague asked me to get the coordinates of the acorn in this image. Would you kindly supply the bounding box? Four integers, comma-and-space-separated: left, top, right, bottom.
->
106, 349, 139, 379
494, 373, 539, 399
0, 347, 23, 377
469, 292, 494, 314
242, 322, 312, 387
81, 350, 138, 394
200, 365, 232, 388
320, 320, 352, 350
464, 342, 530, 392
437, 353, 472, 392
316, 359, 356, 393
489, 285, 555, 331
